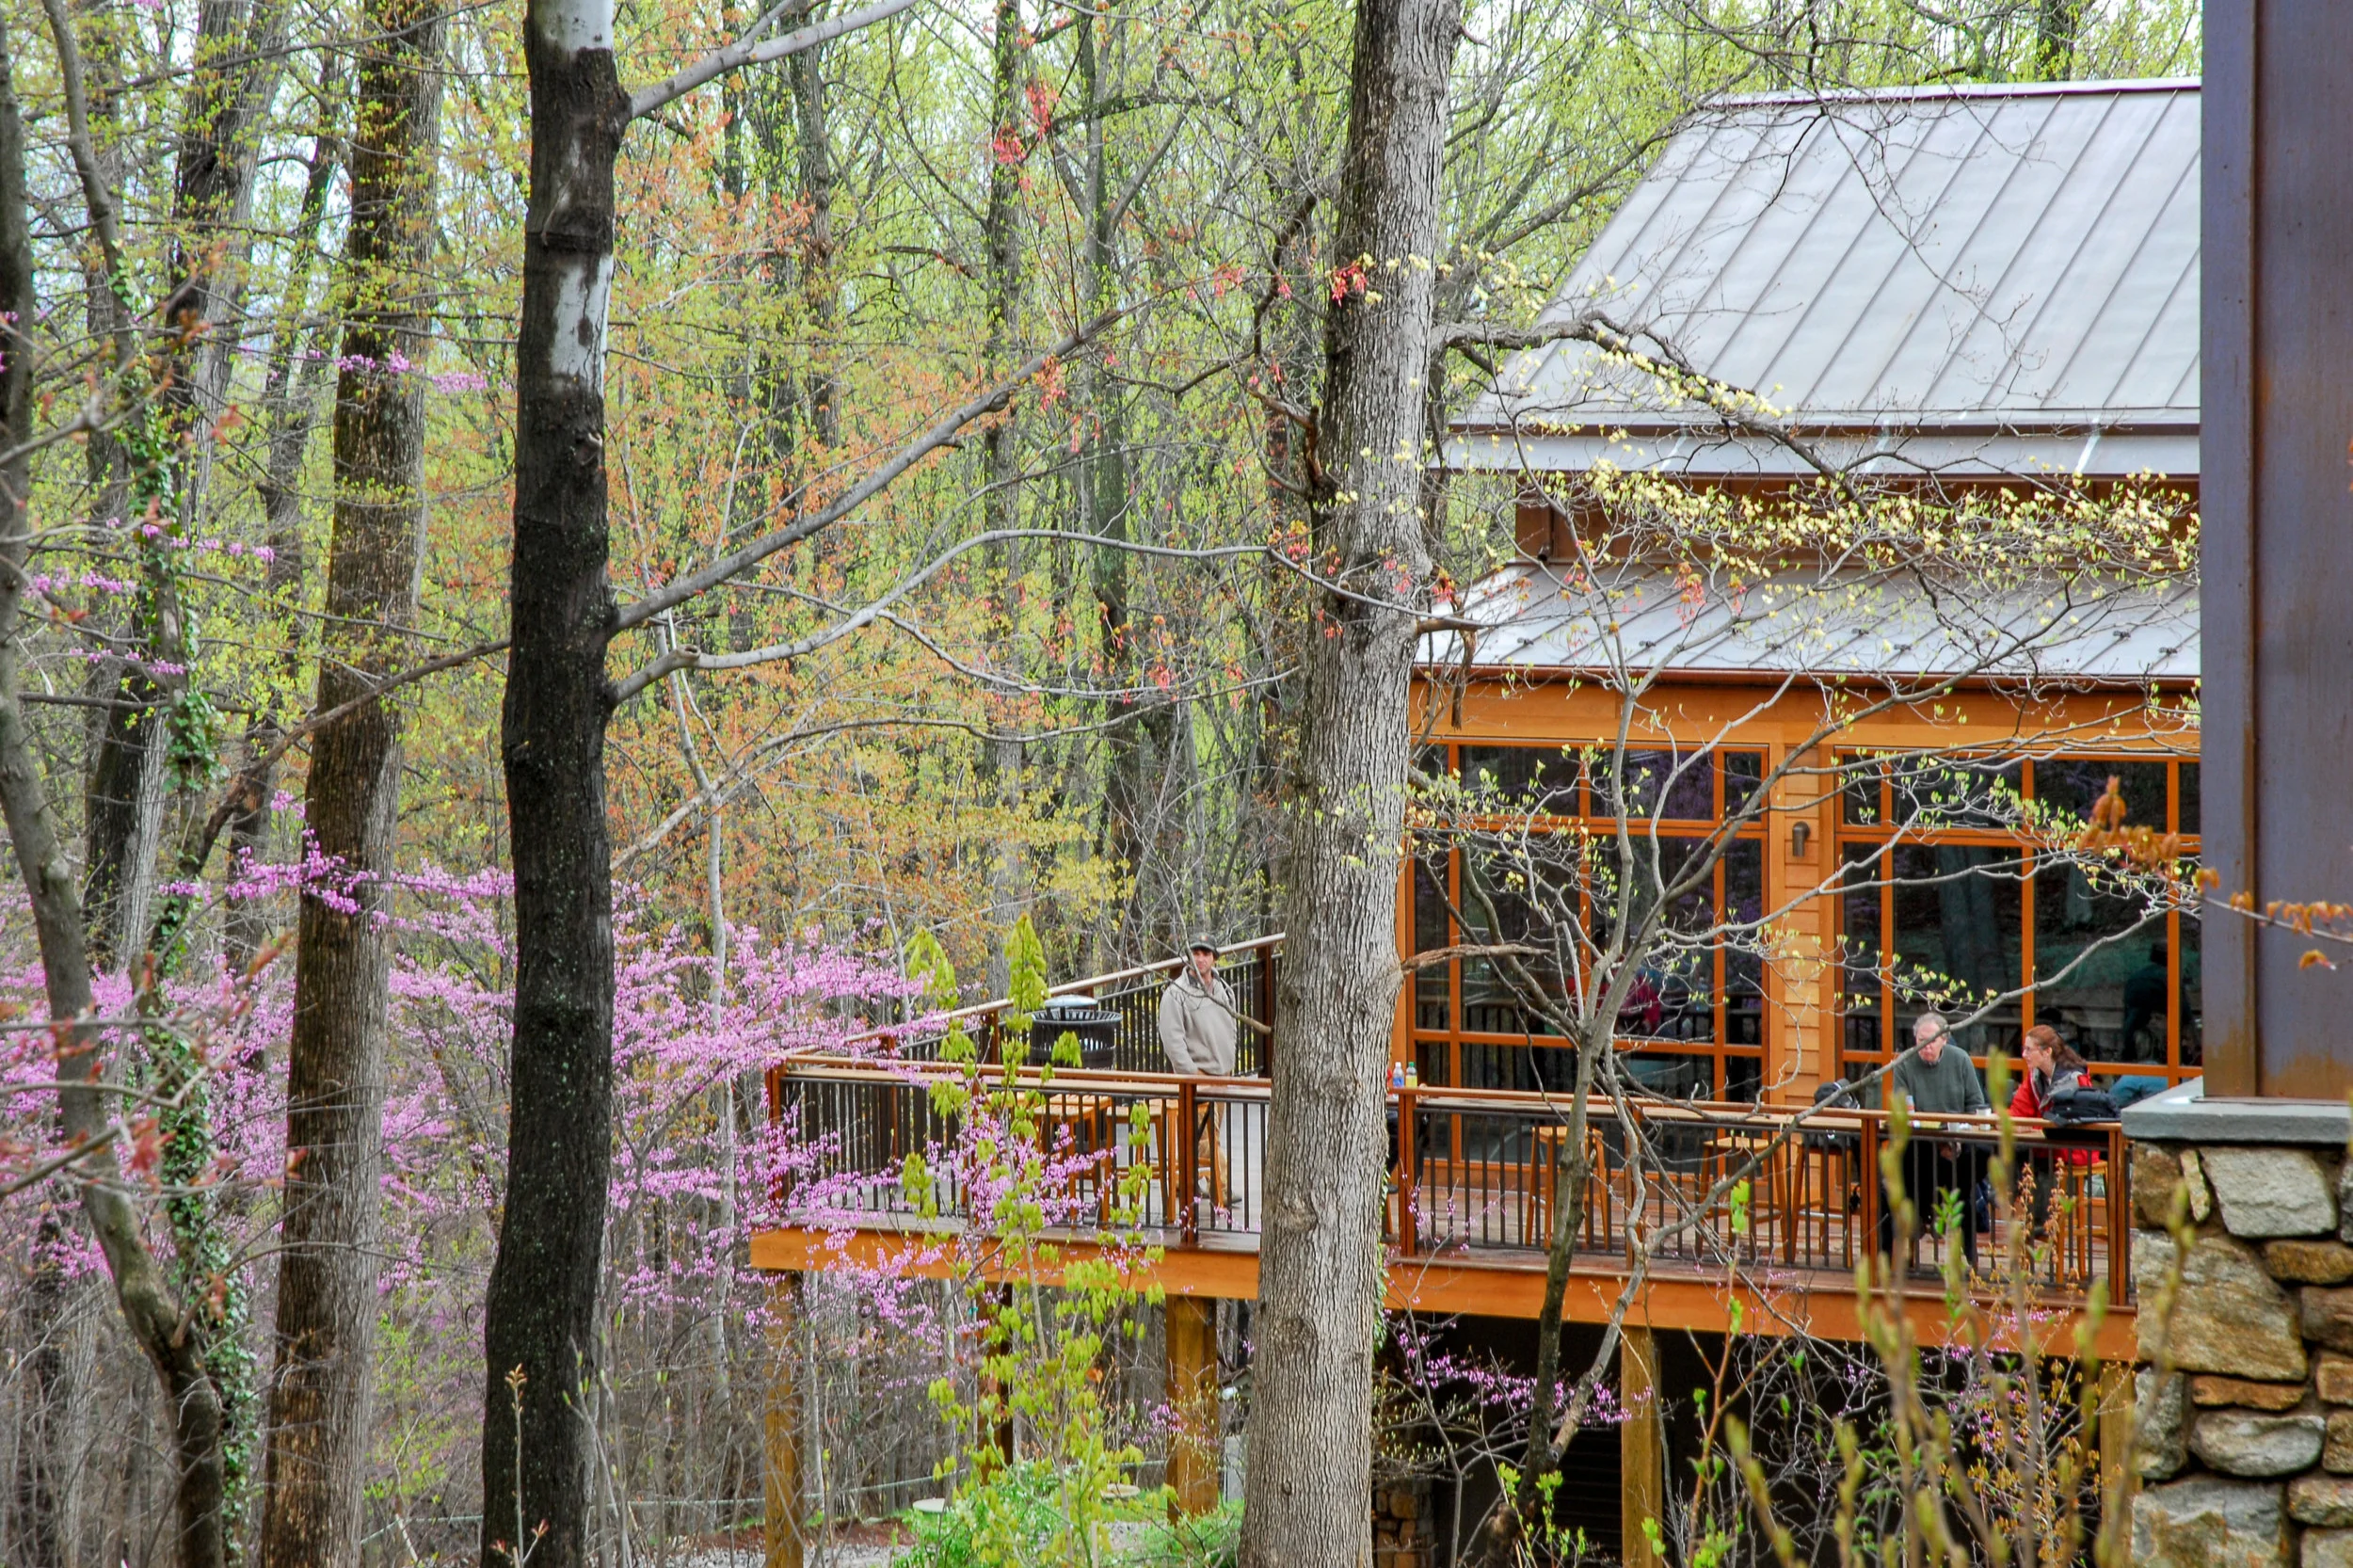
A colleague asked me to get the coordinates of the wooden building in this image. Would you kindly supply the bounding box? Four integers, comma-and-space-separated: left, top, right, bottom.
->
1407, 76, 2201, 1110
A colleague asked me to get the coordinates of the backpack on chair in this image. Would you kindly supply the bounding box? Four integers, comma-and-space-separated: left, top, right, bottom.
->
2042, 1075, 2120, 1127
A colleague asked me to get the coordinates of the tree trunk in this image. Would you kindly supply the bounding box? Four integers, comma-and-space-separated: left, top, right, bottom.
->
10, 1207, 69, 1568
479, 0, 626, 1560
787, 18, 836, 449
980, 0, 1025, 993
1515, 1022, 1606, 1516
1078, 5, 1174, 960
66, 0, 150, 976
163, 0, 294, 515
226, 85, 343, 974
80, 677, 165, 971
0, 22, 228, 1568
2036, 0, 2082, 80
87, 0, 290, 971
257, 1, 443, 1561
1240, 2, 1456, 1564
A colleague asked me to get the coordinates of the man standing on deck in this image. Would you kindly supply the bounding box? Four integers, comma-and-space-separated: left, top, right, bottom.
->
1159, 936, 1236, 1204
1159, 936, 1239, 1076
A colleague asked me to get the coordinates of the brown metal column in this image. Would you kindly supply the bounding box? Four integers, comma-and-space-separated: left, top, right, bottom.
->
1165, 1295, 1221, 1514
1619, 1324, 1664, 1568
2202, 0, 2353, 1096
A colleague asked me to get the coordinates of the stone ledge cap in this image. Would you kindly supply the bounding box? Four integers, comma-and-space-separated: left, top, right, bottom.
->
2123, 1078, 2352, 1145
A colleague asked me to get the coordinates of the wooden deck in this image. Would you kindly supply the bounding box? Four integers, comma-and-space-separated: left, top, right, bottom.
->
759, 1056, 2137, 1357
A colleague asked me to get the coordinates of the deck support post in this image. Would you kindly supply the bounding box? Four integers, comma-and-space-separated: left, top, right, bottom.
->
1619, 1324, 1664, 1568
764, 1272, 807, 1568
1166, 1294, 1221, 1513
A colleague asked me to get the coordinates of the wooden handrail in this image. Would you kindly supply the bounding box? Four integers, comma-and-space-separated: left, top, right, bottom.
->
768, 1053, 2098, 1143
821, 933, 1287, 1056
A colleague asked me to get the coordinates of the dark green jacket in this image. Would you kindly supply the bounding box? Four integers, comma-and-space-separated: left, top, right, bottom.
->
1889, 1048, 1990, 1115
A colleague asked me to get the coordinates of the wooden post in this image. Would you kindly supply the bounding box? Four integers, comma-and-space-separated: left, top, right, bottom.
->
1259, 943, 1277, 1080
1620, 1324, 1664, 1568
764, 1272, 807, 1568
1166, 1295, 1221, 1514
1395, 1084, 1418, 1256
1177, 1079, 1200, 1245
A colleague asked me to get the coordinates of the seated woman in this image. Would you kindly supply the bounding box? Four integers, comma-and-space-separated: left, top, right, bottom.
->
2011, 1025, 2094, 1236
2010, 1024, 2095, 1137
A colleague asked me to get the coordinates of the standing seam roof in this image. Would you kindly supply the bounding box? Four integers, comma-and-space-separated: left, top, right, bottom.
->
1461, 80, 2202, 454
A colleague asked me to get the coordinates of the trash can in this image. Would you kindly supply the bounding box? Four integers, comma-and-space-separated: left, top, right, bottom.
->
1028, 1000, 1119, 1069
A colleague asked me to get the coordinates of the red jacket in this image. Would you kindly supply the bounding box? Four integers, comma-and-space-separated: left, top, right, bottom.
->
2010, 1070, 2096, 1164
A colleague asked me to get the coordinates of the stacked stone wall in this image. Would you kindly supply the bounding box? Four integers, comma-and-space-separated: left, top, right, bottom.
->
2132, 1139, 2353, 1567
1371, 1478, 1433, 1568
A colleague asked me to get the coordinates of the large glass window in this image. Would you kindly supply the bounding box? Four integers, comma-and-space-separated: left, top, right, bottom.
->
1413, 855, 1451, 1032
1415, 742, 1769, 1101
1837, 753, 2200, 1080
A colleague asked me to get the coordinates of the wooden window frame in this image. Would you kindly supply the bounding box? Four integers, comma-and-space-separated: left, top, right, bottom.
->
1832, 751, 2201, 1084
1413, 740, 1769, 1102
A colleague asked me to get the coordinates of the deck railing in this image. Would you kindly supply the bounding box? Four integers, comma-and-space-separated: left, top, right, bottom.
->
833, 935, 1280, 1078
765, 1057, 2133, 1299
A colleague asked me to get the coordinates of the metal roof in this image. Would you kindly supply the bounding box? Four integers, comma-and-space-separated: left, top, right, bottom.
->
1430, 565, 2200, 682
1450, 79, 2201, 482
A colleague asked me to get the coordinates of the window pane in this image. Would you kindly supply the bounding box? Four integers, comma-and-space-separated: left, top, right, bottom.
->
1892, 843, 2024, 1054
1843, 757, 1884, 825
1594, 836, 1721, 1045
2035, 759, 2167, 836
1724, 840, 1765, 1047
2179, 761, 2201, 837
2179, 908, 2202, 1066
1888, 757, 2024, 832
1413, 1039, 1450, 1087
1459, 852, 1572, 1038
1617, 949, 1713, 1041
1724, 1053, 1763, 1103
1413, 855, 1451, 1032
1461, 1042, 1575, 1092
1461, 745, 1577, 814
1841, 846, 1884, 1057
1620, 1048, 1711, 1099
1595, 748, 1713, 821
2031, 855, 2164, 1064
1724, 751, 1766, 817
1591, 834, 1714, 932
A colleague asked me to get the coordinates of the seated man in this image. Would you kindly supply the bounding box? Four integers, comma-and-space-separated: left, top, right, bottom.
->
1880, 1011, 1992, 1269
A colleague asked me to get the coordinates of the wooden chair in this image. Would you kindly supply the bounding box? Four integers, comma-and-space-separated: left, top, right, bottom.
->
1043, 1090, 1120, 1225
1523, 1123, 1614, 1254
1715, 1128, 1808, 1262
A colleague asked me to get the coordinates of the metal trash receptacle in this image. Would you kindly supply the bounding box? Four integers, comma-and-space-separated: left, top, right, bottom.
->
1029, 1001, 1118, 1069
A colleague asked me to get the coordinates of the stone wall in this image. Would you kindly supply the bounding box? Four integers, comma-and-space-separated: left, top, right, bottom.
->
2132, 1139, 2353, 1567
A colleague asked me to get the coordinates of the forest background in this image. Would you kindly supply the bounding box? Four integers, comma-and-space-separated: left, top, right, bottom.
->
0, 0, 2197, 1562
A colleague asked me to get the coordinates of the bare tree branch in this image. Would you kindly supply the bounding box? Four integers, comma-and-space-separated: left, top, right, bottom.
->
614, 310, 1127, 633
626, 0, 920, 121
